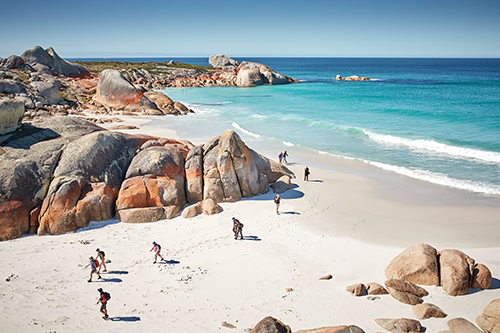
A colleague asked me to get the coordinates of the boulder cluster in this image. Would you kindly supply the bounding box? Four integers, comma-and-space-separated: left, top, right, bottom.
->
385, 243, 491, 296
0, 116, 294, 241
343, 244, 496, 333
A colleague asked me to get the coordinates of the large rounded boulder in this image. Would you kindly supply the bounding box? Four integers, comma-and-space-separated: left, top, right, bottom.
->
385, 243, 440, 286
94, 69, 161, 113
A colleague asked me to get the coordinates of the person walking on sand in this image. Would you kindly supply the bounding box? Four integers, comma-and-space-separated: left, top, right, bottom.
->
274, 194, 281, 215
283, 151, 288, 163
96, 248, 107, 273
278, 152, 283, 164
304, 166, 310, 181
97, 288, 110, 319
232, 217, 244, 240
85, 256, 102, 282
150, 241, 164, 264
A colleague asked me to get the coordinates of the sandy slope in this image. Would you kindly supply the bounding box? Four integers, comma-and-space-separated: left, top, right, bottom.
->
1, 116, 499, 333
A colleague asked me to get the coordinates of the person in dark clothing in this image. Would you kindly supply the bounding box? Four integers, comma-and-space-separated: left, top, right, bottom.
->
97, 288, 109, 319
232, 217, 244, 240
304, 166, 310, 181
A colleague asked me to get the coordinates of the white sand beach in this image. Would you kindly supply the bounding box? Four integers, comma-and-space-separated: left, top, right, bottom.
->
1, 115, 499, 333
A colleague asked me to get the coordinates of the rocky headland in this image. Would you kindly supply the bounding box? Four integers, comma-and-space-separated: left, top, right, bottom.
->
0, 46, 298, 128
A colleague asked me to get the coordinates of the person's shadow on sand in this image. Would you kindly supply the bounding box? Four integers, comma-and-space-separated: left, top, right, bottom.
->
109, 316, 141, 322
100, 278, 123, 283
242, 235, 261, 241
280, 211, 301, 215
306, 179, 323, 183
105, 271, 128, 275
162, 259, 180, 265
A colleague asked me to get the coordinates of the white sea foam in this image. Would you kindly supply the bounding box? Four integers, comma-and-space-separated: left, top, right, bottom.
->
368, 161, 500, 195
365, 130, 500, 164
251, 114, 268, 120
283, 141, 294, 147
232, 122, 262, 138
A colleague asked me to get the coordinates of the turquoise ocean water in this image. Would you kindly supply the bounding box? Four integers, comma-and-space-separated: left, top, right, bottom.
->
76, 58, 500, 196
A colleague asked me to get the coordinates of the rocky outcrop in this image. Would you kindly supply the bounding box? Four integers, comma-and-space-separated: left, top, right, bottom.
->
385, 243, 440, 286
251, 316, 291, 333
412, 303, 447, 319
209, 55, 240, 69
385, 244, 491, 296
236, 62, 296, 87
1, 112, 293, 239
385, 279, 427, 305
476, 298, 500, 333
336, 75, 372, 81
201, 131, 272, 204
0, 117, 104, 240
375, 318, 424, 333
248, 147, 295, 183
115, 142, 189, 223
37, 130, 149, 235
21, 46, 91, 78
94, 69, 162, 114
0, 100, 24, 135
0, 55, 25, 69
185, 145, 204, 203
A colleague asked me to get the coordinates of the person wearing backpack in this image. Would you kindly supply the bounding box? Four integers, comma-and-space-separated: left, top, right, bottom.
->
85, 256, 102, 282
232, 217, 244, 240
96, 248, 107, 273
150, 242, 164, 264
97, 288, 110, 319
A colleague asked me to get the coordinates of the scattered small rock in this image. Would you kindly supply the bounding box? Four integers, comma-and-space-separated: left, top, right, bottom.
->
367, 296, 381, 301
222, 321, 237, 329
319, 274, 332, 280
413, 303, 447, 319
366, 282, 389, 295
385, 279, 427, 305
346, 283, 366, 297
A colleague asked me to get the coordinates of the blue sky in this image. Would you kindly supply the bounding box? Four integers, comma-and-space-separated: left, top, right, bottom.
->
1, 0, 499, 58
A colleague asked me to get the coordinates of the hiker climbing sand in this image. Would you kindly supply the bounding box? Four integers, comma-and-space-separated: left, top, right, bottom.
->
150, 242, 164, 264
85, 256, 102, 282
97, 288, 110, 319
96, 248, 107, 273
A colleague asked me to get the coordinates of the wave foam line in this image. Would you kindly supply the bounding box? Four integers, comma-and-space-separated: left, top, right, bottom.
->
369, 161, 500, 195
365, 131, 500, 164
232, 122, 262, 138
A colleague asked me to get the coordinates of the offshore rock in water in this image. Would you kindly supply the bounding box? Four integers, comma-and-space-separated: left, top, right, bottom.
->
336, 74, 372, 81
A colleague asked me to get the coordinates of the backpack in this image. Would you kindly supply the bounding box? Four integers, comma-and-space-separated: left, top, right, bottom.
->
103, 292, 111, 301
100, 250, 105, 258
94, 259, 99, 267
157, 244, 161, 251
